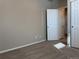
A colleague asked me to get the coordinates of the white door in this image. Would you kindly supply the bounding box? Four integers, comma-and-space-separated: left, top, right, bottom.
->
47, 9, 59, 40
71, 0, 79, 48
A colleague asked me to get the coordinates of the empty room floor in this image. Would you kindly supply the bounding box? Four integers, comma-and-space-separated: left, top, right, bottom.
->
0, 41, 79, 59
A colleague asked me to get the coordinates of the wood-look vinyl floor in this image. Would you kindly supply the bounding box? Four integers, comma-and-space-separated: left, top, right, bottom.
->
0, 40, 79, 59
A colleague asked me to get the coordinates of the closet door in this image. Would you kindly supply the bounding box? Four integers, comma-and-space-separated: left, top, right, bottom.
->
47, 9, 59, 40
71, 0, 79, 48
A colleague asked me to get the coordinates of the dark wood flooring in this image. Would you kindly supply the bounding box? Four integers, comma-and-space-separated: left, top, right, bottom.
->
0, 40, 79, 59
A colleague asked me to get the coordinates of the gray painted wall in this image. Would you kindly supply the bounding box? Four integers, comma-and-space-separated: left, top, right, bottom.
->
51, 0, 59, 9
0, 0, 67, 51
0, 0, 52, 51
58, 0, 67, 8
51, 0, 67, 8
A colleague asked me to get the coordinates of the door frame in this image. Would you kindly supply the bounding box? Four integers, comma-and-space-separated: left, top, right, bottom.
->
67, 0, 72, 47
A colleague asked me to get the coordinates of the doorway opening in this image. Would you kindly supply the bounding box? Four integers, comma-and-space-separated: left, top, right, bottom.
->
59, 7, 68, 45
47, 0, 70, 46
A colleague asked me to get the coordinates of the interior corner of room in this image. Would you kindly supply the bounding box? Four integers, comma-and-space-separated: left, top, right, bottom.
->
0, 0, 79, 55
0, 0, 70, 53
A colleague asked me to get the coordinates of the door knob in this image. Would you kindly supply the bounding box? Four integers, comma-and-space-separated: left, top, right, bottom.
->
72, 26, 74, 28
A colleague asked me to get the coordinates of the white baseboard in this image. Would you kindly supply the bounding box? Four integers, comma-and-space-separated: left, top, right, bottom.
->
0, 40, 45, 54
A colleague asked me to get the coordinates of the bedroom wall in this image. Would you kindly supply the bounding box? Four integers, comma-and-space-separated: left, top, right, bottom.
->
58, 0, 67, 8
0, 0, 52, 51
